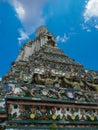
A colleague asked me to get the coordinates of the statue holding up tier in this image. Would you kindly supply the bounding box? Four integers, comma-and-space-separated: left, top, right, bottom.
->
86, 81, 98, 92
63, 76, 84, 90
37, 70, 58, 86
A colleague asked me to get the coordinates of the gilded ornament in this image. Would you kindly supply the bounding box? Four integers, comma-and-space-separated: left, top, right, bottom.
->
30, 113, 35, 119
52, 114, 57, 120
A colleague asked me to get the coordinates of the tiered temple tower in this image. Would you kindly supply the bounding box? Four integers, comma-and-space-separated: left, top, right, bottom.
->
0, 26, 98, 130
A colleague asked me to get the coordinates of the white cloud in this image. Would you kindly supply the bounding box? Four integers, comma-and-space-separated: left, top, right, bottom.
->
82, 0, 98, 31
87, 29, 91, 32
8, 0, 50, 43
18, 29, 29, 45
95, 25, 98, 29
15, 2, 25, 21
84, 0, 98, 22
8, 0, 48, 33
81, 23, 91, 32
0, 77, 2, 81
56, 33, 69, 43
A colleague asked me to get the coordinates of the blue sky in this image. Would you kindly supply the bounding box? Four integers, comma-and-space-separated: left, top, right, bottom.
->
0, 0, 98, 78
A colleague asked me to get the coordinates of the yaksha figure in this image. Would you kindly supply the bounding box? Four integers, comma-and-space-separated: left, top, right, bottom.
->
63, 76, 84, 90
86, 81, 98, 92
37, 70, 58, 86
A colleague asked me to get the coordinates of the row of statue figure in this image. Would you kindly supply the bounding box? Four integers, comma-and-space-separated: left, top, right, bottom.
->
2, 68, 98, 93
33, 71, 98, 92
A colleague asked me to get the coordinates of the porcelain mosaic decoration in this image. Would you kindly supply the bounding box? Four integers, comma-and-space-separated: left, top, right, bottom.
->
0, 26, 98, 129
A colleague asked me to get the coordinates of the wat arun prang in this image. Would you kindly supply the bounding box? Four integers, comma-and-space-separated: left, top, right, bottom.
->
0, 26, 98, 129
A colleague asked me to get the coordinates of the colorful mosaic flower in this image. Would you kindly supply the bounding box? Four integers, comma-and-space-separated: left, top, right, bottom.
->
52, 114, 57, 120
90, 116, 95, 121
30, 113, 35, 119
71, 115, 75, 120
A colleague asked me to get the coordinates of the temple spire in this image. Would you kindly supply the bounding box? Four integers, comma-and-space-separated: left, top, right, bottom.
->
16, 26, 56, 61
